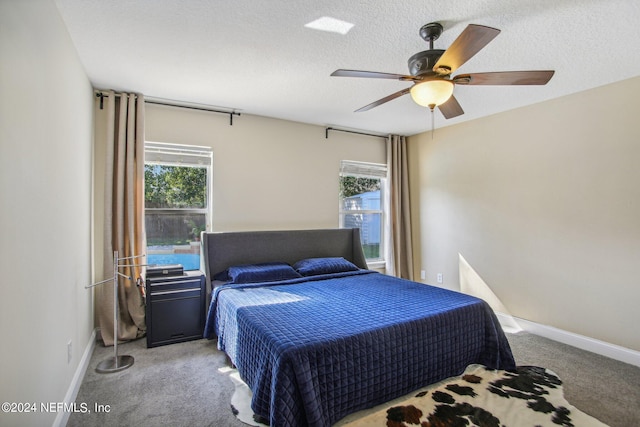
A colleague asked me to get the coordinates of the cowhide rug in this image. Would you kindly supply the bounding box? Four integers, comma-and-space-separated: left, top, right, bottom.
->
223, 364, 608, 427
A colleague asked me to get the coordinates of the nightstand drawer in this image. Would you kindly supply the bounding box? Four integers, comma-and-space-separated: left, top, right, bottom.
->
149, 285, 202, 300
148, 276, 201, 293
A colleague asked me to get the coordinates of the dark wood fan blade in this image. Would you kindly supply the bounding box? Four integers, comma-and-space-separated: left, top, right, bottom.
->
453, 70, 555, 85
438, 95, 464, 119
331, 69, 417, 81
433, 24, 500, 74
355, 88, 411, 112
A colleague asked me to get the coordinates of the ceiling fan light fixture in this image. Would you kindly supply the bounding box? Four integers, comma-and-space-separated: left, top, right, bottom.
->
410, 79, 454, 109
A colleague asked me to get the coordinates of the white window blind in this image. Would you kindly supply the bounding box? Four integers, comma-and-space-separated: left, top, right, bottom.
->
145, 141, 212, 166
340, 160, 387, 179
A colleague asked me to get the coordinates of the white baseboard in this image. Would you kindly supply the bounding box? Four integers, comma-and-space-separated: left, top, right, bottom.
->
53, 328, 97, 427
496, 313, 640, 368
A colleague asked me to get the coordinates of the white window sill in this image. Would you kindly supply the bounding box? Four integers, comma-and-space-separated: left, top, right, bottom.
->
366, 260, 386, 270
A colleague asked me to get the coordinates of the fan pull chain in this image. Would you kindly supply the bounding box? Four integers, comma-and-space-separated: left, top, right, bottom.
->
430, 106, 435, 139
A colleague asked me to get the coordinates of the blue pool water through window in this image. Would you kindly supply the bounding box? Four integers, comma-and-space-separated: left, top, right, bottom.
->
147, 253, 200, 271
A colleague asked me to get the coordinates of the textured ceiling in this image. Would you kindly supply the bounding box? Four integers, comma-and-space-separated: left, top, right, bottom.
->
54, 0, 640, 136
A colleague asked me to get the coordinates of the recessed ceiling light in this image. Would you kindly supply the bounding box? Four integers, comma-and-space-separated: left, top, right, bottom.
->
304, 17, 354, 35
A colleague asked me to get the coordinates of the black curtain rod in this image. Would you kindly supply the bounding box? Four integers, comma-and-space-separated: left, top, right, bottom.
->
145, 99, 241, 126
325, 127, 387, 140
95, 92, 241, 126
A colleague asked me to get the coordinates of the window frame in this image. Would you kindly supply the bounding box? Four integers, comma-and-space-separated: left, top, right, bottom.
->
144, 141, 213, 270
339, 160, 387, 266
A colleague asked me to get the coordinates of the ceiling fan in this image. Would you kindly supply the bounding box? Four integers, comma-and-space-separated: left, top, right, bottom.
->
330, 22, 555, 119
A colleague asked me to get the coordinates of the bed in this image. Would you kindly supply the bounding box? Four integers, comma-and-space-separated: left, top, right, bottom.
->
202, 228, 515, 427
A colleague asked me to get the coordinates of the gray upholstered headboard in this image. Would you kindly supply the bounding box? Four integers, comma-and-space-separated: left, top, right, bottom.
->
201, 228, 368, 294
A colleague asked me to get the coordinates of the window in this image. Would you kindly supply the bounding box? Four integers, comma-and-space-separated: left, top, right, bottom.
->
339, 160, 387, 264
144, 142, 213, 270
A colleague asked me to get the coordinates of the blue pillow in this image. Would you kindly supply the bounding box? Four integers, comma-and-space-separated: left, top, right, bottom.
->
293, 257, 359, 276
215, 262, 301, 284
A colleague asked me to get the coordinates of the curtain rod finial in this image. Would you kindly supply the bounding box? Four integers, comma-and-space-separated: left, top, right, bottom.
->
95, 92, 106, 109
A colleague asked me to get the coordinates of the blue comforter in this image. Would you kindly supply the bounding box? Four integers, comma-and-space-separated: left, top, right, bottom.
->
205, 270, 515, 427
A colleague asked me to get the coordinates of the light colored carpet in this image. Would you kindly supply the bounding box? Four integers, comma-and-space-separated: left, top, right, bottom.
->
67, 332, 640, 427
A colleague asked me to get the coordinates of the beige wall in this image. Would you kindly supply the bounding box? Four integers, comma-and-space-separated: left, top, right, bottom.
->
0, 1, 94, 426
145, 104, 386, 231
408, 76, 640, 351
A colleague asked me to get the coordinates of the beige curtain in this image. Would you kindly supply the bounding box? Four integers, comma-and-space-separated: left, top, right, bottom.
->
97, 91, 146, 346
385, 134, 414, 279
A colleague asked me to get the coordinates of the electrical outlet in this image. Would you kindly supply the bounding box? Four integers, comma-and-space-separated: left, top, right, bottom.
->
420, 270, 426, 280
67, 340, 72, 364
437, 273, 443, 284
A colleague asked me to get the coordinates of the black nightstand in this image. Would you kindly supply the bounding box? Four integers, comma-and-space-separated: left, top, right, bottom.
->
145, 270, 205, 348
